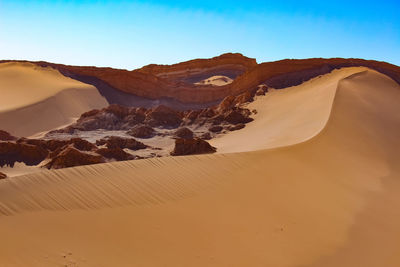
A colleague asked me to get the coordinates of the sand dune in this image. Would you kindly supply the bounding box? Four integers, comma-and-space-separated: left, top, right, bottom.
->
0, 62, 108, 137
211, 67, 371, 152
0, 69, 399, 266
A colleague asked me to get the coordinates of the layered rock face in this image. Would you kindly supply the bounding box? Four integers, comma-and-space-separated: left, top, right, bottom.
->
2, 56, 399, 105
137, 53, 257, 83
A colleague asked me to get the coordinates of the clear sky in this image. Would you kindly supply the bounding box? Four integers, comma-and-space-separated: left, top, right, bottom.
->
1, 0, 399, 69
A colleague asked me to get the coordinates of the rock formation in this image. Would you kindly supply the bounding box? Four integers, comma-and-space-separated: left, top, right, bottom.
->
44, 147, 105, 169
0, 142, 48, 167
0, 130, 17, 141
0, 172, 7, 179
174, 127, 194, 139
170, 138, 217, 156
96, 147, 135, 161
96, 136, 147, 150
127, 125, 155, 139
3, 56, 399, 105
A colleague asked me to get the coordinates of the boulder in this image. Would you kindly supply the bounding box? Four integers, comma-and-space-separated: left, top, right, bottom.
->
174, 127, 194, 139
45, 147, 105, 169
170, 138, 216, 156
127, 125, 155, 139
0, 172, 7, 179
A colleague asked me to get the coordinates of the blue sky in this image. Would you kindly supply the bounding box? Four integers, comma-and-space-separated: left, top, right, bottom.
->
0, 0, 399, 69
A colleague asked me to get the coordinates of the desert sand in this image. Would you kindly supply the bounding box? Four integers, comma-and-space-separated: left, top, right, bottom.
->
195, 75, 234, 86
0, 62, 108, 137
0, 68, 399, 266
210, 67, 370, 152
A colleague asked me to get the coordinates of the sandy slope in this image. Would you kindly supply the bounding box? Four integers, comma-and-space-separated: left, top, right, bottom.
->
0, 69, 399, 266
0, 62, 108, 137
211, 67, 370, 152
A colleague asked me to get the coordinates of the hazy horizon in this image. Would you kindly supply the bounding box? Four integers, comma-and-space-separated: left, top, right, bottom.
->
1, 0, 399, 69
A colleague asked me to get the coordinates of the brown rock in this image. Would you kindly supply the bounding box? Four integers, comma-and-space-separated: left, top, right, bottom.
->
229, 123, 245, 131
45, 147, 105, 169
96, 147, 134, 161
96, 136, 147, 150
170, 138, 216, 156
200, 132, 212, 140
174, 127, 194, 139
7, 56, 400, 105
224, 110, 253, 124
70, 138, 96, 151
216, 95, 236, 113
209, 125, 223, 133
0, 130, 16, 141
184, 110, 201, 123
145, 105, 182, 128
198, 108, 216, 118
0, 142, 48, 167
0, 172, 7, 179
127, 125, 155, 139
103, 104, 131, 118
255, 88, 265, 96
234, 91, 252, 105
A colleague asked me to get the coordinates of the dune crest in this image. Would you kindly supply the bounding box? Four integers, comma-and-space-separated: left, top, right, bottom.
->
0, 62, 108, 137
211, 67, 370, 152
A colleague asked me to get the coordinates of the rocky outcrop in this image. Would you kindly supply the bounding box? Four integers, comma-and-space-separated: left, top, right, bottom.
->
96, 136, 147, 150
2, 56, 400, 105
50, 104, 184, 134
170, 138, 216, 156
17, 138, 96, 153
144, 105, 182, 128
174, 127, 194, 139
0, 142, 48, 167
200, 132, 212, 140
0, 172, 7, 179
171, 138, 217, 156
138, 53, 257, 83
224, 109, 253, 124
96, 147, 135, 161
209, 125, 223, 133
0, 130, 16, 141
229, 123, 245, 131
127, 125, 155, 138
45, 147, 105, 169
